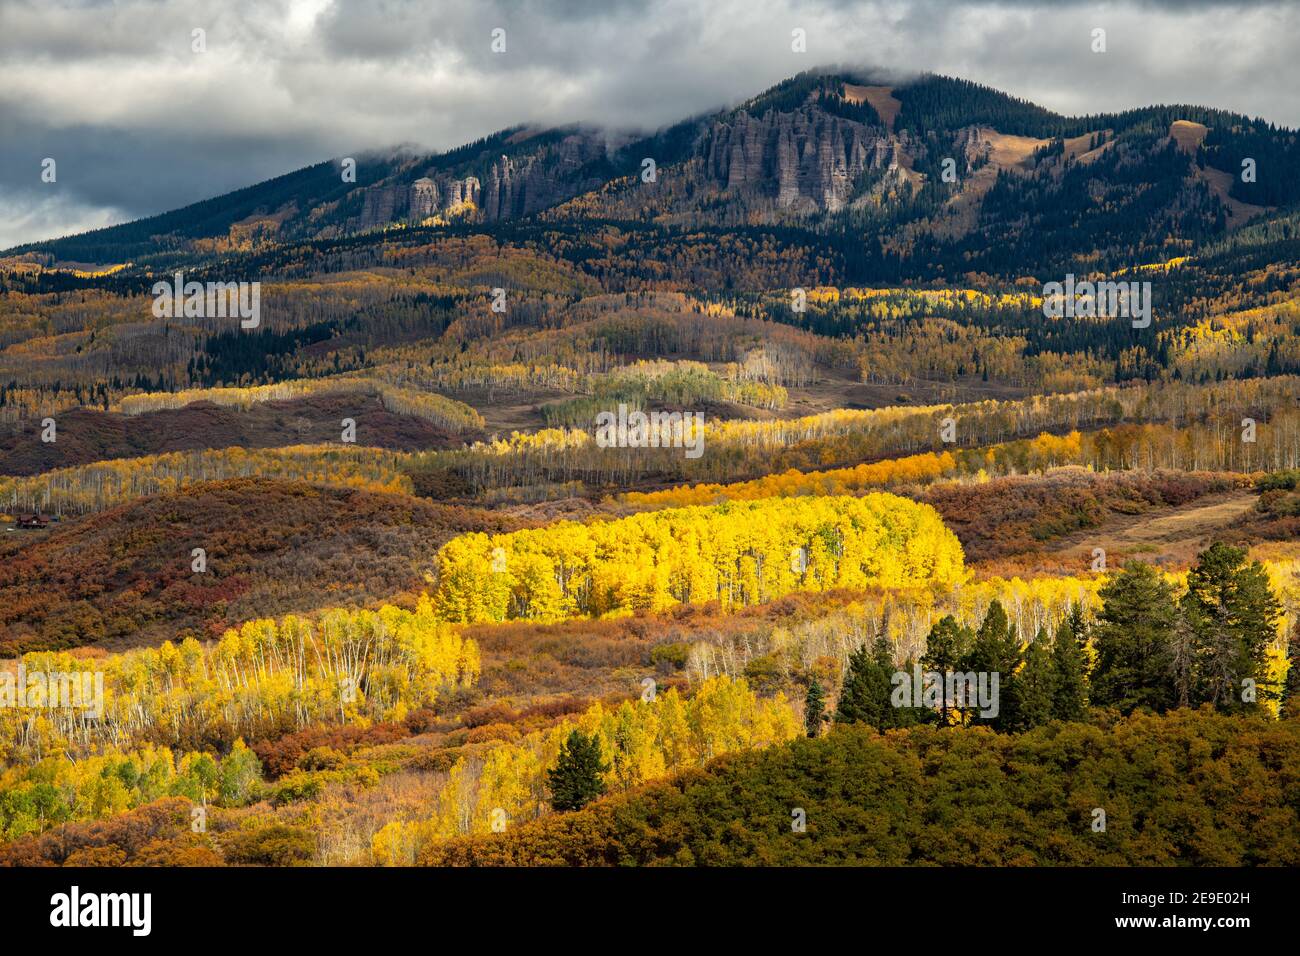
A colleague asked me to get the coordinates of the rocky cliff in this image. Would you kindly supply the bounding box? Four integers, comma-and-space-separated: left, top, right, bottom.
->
702, 107, 914, 213
349, 131, 607, 229
480, 132, 608, 219
353, 173, 483, 229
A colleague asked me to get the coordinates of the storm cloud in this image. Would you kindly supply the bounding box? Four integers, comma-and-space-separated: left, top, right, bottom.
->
1, 0, 1296, 249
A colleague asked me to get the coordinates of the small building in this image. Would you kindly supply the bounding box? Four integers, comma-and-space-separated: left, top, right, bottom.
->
15, 513, 49, 529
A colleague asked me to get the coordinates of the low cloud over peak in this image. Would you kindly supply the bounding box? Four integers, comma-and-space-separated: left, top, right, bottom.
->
2, 0, 1296, 248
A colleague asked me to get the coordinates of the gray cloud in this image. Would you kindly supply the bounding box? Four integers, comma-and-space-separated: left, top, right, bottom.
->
1, 0, 1297, 249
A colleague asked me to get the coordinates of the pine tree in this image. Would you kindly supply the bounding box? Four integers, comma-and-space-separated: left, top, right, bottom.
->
1092, 561, 1178, 713
966, 600, 1021, 729
969, 600, 1020, 673
1005, 630, 1054, 732
547, 729, 609, 812
1281, 621, 1300, 720
877, 639, 923, 729
922, 615, 974, 725
834, 645, 872, 725
1050, 604, 1088, 721
835, 637, 895, 727
1180, 543, 1283, 711
804, 676, 826, 738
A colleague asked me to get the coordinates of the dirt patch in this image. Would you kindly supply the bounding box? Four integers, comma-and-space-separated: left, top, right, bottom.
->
914, 125, 1110, 239
843, 84, 901, 131
979, 128, 1047, 169
1197, 164, 1269, 227
916, 127, 1045, 240
1064, 129, 1114, 164
446, 385, 577, 434
1170, 120, 1208, 153
1165, 120, 1267, 227
996, 489, 1259, 575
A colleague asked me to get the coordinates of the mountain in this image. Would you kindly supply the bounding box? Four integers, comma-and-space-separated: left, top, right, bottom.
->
8, 69, 1300, 278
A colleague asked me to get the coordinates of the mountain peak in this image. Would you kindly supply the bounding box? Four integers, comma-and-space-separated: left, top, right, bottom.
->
7, 69, 1299, 277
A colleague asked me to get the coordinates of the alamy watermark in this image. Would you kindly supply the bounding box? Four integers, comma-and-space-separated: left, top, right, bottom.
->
151, 271, 261, 328
50, 886, 150, 936
1042, 274, 1151, 328
594, 403, 705, 459
891, 665, 1000, 719
0, 663, 104, 718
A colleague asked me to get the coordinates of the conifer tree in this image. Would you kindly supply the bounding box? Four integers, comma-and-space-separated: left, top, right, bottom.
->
1050, 604, 1088, 721
923, 615, 974, 725
967, 600, 1021, 729
835, 637, 895, 727
1005, 631, 1054, 732
547, 729, 609, 812
969, 600, 1020, 674
877, 639, 923, 729
1281, 622, 1300, 720
1092, 561, 1178, 713
1180, 543, 1283, 711
804, 676, 826, 738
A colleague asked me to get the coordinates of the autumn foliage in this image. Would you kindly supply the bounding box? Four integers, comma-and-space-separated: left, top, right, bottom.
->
431, 493, 965, 624
419, 709, 1300, 866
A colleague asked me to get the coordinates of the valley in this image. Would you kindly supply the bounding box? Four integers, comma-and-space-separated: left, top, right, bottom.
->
2, 64, 1299, 875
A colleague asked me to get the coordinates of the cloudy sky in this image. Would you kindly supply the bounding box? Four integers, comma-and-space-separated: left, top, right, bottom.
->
1, 0, 1297, 249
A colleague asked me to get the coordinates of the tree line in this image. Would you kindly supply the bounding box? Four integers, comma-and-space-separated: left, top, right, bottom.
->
824, 542, 1291, 738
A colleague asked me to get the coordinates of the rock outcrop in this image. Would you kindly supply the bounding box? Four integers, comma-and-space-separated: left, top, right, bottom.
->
702, 107, 911, 213
351, 132, 604, 229
480, 133, 607, 220
354, 173, 483, 229
351, 103, 913, 231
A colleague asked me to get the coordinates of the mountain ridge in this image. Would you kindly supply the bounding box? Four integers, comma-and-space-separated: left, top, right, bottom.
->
6, 68, 1300, 280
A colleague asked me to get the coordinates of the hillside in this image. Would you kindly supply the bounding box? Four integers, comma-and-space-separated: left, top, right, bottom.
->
0, 393, 470, 477
416, 710, 1300, 867
0, 478, 522, 653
